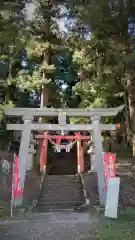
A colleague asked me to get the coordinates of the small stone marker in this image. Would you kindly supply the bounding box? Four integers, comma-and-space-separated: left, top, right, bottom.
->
105, 177, 120, 219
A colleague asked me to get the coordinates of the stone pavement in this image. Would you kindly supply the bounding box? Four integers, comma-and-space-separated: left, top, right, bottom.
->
0, 212, 99, 240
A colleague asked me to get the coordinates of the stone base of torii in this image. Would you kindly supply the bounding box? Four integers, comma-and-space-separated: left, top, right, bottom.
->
3, 105, 124, 207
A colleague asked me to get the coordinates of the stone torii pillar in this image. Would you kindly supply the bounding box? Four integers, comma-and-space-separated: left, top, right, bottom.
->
91, 115, 106, 207
39, 132, 48, 173
17, 114, 33, 206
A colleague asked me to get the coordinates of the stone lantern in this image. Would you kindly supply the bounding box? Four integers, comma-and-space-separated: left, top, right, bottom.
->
26, 133, 36, 171
87, 140, 96, 172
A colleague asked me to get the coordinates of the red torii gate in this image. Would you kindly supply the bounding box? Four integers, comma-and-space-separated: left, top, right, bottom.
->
35, 132, 91, 174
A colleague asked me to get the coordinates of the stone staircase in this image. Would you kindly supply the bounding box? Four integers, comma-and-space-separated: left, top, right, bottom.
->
37, 174, 85, 211
47, 150, 77, 175
36, 145, 86, 211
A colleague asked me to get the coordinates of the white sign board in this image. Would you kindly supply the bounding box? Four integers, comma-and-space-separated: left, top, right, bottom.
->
105, 177, 120, 219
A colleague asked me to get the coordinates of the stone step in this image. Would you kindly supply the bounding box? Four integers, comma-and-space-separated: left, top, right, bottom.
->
39, 201, 85, 207
47, 162, 76, 167
47, 170, 77, 175
49, 172, 76, 175
42, 184, 83, 189
48, 164, 77, 168
42, 183, 81, 188
42, 185, 83, 189
38, 198, 85, 204
39, 199, 84, 207
39, 195, 84, 200
49, 165, 76, 168
42, 187, 83, 192
41, 188, 84, 195
38, 201, 84, 207
37, 206, 74, 212
40, 193, 84, 200
39, 195, 84, 201
48, 156, 76, 159
43, 174, 81, 179
42, 175, 81, 181
43, 179, 82, 183
40, 186, 84, 193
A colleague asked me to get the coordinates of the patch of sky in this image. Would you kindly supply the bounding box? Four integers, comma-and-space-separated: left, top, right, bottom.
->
61, 83, 68, 90
24, 1, 91, 39
23, 1, 37, 21
128, 17, 135, 37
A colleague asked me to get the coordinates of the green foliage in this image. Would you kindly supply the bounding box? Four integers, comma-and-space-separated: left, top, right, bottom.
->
70, 117, 89, 124
0, 107, 6, 137
0, 0, 28, 106
96, 209, 135, 240
14, 0, 63, 101
0, 108, 5, 121
0, 0, 133, 115
0, 1, 27, 54
72, 36, 125, 85
62, 0, 135, 124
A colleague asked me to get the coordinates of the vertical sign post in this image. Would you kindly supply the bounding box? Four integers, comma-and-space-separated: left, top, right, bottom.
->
103, 153, 119, 219
105, 177, 120, 218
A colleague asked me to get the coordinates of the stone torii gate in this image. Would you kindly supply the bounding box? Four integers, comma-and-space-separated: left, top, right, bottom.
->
3, 105, 124, 207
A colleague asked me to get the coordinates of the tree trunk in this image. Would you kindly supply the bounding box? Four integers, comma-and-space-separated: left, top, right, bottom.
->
40, 85, 49, 109
37, 0, 52, 171
127, 74, 135, 164
123, 91, 131, 146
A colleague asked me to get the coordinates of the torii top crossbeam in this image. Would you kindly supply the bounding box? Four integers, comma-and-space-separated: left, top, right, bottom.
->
1, 105, 124, 117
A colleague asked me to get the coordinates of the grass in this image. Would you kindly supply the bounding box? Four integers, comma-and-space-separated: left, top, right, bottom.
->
95, 208, 135, 240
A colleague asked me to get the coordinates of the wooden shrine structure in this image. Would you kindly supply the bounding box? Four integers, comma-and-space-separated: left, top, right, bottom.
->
3, 105, 124, 207
36, 132, 90, 174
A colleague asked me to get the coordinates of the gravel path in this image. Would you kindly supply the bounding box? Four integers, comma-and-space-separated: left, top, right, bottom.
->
0, 212, 99, 240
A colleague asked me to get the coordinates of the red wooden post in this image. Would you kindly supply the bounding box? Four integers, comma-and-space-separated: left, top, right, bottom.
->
39, 132, 48, 173
76, 132, 84, 173
80, 144, 84, 172
76, 139, 80, 173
